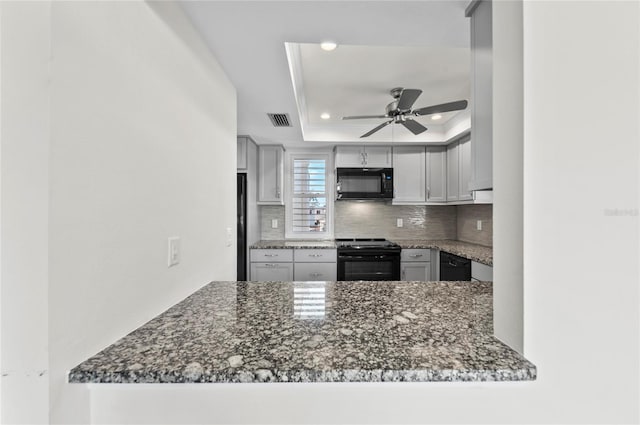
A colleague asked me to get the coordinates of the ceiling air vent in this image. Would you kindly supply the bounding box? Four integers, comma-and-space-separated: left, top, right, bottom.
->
267, 113, 292, 127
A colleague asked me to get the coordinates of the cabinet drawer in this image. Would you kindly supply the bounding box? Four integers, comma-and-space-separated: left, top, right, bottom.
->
250, 262, 293, 282
401, 249, 431, 262
294, 249, 337, 263
250, 249, 293, 262
294, 262, 337, 281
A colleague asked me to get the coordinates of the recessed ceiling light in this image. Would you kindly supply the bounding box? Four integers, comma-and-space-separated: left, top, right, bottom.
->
320, 41, 338, 51
320, 112, 331, 120
431, 114, 443, 120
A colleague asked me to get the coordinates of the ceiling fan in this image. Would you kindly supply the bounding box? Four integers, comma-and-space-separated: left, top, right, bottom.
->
342, 87, 468, 138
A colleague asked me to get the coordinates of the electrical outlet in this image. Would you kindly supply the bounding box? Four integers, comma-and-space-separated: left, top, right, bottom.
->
397, 218, 403, 228
271, 219, 278, 229
168, 237, 180, 267
476, 220, 482, 230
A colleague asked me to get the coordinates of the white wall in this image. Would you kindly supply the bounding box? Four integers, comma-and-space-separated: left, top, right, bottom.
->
88, 1, 639, 423
1, 1, 237, 423
492, 0, 524, 351
0, 2, 51, 423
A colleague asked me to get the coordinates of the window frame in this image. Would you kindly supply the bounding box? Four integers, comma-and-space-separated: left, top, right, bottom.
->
284, 150, 334, 239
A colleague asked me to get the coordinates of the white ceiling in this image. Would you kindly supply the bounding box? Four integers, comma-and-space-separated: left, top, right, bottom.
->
180, 1, 471, 147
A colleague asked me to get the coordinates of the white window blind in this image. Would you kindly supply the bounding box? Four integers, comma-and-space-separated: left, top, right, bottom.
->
291, 159, 327, 233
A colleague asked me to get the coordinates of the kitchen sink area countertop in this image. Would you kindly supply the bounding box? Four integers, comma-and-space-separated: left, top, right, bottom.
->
69, 280, 535, 384
250, 239, 493, 266
391, 240, 493, 266
250, 240, 337, 249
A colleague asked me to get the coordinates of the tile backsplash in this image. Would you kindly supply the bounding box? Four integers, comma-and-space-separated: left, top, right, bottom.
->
260, 206, 285, 240
259, 202, 493, 245
335, 202, 457, 240
456, 204, 493, 247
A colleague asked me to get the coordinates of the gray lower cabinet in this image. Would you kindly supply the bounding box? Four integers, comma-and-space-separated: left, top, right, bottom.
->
400, 248, 432, 281
250, 249, 293, 281
401, 262, 431, 281
471, 261, 493, 281
250, 248, 336, 281
250, 262, 294, 281
294, 262, 336, 281
294, 249, 337, 281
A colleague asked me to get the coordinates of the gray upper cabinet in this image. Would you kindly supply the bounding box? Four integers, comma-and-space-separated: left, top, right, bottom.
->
458, 137, 472, 201
334, 146, 365, 167
468, 0, 493, 190
257, 145, 285, 205
447, 141, 460, 202
392, 146, 426, 204
237, 136, 248, 170
363, 146, 392, 167
446, 136, 472, 203
335, 145, 392, 168
426, 146, 447, 203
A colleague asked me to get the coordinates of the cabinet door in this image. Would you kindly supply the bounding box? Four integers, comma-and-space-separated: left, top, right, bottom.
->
471, 261, 493, 281
458, 138, 472, 201
469, 0, 493, 191
294, 262, 337, 281
392, 146, 426, 204
426, 146, 447, 202
335, 146, 365, 168
363, 146, 392, 167
400, 262, 431, 281
446, 141, 459, 201
258, 145, 284, 205
250, 262, 293, 281
237, 137, 248, 170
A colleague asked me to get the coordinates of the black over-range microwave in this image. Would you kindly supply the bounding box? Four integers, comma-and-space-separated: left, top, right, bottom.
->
336, 168, 394, 200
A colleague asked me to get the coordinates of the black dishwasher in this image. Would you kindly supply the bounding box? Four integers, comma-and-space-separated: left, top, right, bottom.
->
439, 252, 471, 281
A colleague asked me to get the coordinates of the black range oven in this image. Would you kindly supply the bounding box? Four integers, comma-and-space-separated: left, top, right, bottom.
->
336, 238, 401, 281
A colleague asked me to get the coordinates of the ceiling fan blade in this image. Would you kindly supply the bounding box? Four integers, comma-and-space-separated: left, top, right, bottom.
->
396, 89, 423, 111
342, 115, 388, 120
360, 120, 393, 138
401, 119, 428, 135
413, 100, 468, 116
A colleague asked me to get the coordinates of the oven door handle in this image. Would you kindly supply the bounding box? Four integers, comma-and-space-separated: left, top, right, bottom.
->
339, 254, 395, 260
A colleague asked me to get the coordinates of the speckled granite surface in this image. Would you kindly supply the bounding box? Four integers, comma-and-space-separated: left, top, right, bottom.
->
250, 240, 492, 266
250, 240, 337, 249
392, 240, 493, 266
69, 280, 534, 383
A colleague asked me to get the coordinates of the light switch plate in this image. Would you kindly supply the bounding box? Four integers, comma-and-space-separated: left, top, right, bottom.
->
397, 218, 403, 228
168, 237, 180, 267
226, 227, 233, 247
476, 220, 482, 230
271, 219, 278, 229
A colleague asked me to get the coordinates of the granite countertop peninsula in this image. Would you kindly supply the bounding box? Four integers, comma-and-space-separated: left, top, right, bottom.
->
250, 240, 337, 249
392, 239, 493, 266
69, 280, 535, 384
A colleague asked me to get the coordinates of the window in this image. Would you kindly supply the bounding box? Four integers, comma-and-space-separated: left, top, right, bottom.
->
285, 153, 333, 239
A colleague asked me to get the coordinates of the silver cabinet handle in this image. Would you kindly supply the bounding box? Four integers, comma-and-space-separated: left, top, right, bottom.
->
264, 254, 278, 257
427, 187, 431, 199
365, 152, 369, 165
311, 272, 322, 277
409, 254, 423, 258
265, 263, 277, 268
402, 270, 406, 280
309, 254, 322, 257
